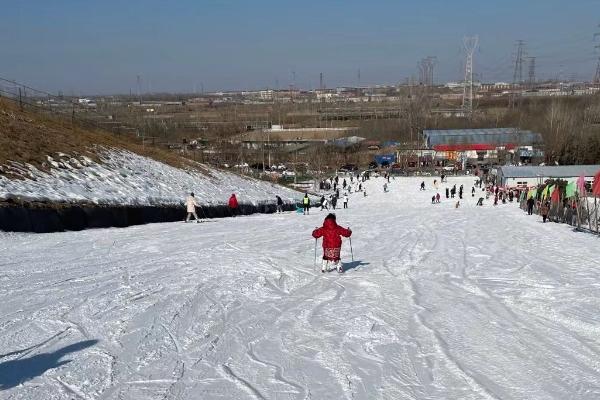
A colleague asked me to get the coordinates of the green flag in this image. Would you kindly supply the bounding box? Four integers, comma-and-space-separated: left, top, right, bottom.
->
565, 182, 576, 198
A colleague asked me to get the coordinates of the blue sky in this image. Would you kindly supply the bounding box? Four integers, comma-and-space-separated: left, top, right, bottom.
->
1, 0, 599, 94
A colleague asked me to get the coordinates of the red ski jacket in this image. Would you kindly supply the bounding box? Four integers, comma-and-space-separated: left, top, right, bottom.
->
312, 217, 352, 250
228, 195, 238, 209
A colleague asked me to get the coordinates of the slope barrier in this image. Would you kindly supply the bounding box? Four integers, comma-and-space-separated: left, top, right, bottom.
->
0, 202, 296, 233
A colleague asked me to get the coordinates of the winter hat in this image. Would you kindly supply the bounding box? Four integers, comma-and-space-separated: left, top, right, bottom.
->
325, 213, 336, 221
190, 192, 194, 196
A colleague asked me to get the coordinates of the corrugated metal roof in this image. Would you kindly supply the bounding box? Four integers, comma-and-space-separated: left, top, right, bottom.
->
498, 165, 600, 178
423, 128, 543, 148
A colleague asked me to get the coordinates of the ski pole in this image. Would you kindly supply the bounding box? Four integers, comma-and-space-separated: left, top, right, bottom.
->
314, 238, 318, 271
349, 236, 354, 262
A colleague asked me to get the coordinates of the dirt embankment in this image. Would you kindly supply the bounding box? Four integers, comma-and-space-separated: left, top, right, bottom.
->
0, 98, 207, 179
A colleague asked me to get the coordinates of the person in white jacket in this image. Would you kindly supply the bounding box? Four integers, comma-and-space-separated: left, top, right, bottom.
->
185, 192, 200, 223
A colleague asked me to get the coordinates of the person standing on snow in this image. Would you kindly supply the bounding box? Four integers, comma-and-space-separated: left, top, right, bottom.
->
331, 195, 338, 210
343, 179, 347, 189
420, 181, 426, 191
527, 196, 535, 215
540, 201, 550, 223
185, 192, 200, 223
343, 194, 349, 209
276, 195, 284, 213
312, 213, 352, 273
228, 193, 239, 217
436, 193, 441, 203
302, 193, 311, 215
472, 187, 476, 197
321, 196, 329, 210
445, 187, 449, 199
383, 183, 388, 192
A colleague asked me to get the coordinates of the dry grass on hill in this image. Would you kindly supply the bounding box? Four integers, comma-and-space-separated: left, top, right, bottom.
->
0, 99, 209, 177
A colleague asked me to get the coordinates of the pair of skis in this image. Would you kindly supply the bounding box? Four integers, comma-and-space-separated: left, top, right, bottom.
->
314, 236, 353, 274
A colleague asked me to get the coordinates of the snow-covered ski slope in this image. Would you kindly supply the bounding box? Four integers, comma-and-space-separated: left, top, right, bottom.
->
0, 149, 300, 206
2, 176, 600, 399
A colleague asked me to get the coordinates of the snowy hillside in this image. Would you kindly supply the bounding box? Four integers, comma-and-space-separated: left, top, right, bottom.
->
2, 176, 600, 399
0, 149, 300, 206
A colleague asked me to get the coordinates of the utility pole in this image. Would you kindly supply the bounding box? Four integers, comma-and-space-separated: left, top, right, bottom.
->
357, 69, 361, 88
462, 36, 479, 114
594, 26, 600, 84
136, 75, 142, 104
319, 72, 324, 90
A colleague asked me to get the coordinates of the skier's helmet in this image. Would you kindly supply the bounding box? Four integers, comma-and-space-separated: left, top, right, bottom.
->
190, 192, 194, 197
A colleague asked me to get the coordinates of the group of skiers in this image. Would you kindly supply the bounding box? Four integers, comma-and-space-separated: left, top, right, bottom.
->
185, 193, 239, 222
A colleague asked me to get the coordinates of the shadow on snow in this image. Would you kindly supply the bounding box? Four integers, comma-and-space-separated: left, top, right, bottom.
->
0, 339, 99, 390
342, 260, 370, 272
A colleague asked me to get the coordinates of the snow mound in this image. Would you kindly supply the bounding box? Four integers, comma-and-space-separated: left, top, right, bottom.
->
0, 149, 300, 206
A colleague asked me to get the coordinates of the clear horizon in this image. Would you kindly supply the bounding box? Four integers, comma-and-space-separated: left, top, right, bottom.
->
2, 0, 599, 95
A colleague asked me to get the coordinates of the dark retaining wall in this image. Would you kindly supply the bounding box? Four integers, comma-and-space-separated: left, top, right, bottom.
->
0, 202, 297, 233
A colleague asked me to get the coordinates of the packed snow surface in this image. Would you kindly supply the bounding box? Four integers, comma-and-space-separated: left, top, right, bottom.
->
2, 176, 600, 399
0, 149, 299, 205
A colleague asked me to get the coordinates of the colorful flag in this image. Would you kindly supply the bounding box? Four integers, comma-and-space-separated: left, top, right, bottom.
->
551, 186, 560, 203
593, 170, 600, 197
565, 181, 576, 198
576, 174, 586, 194
527, 188, 537, 199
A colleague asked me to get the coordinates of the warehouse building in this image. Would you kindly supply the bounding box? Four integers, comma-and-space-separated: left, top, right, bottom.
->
422, 128, 544, 165
495, 165, 600, 188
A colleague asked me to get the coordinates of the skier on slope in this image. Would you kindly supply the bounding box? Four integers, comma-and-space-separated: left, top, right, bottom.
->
302, 193, 311, 215
343, 194, 349, 209
228, 193, 239, 217
185, 192, 200, 223
312, 213, 352, 273
276, 195, 284, 213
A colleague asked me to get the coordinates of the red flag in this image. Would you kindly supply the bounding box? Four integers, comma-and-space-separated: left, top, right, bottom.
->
592, 170, 600, 197
576, 174, 586, 194
551, 186, 560, 203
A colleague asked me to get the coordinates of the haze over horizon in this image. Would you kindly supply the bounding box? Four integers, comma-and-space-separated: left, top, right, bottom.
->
2, 0, 599, 95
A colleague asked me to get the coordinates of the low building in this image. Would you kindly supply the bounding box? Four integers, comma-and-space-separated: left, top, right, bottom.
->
423, 128, 544, 165
495, 165, 600, 188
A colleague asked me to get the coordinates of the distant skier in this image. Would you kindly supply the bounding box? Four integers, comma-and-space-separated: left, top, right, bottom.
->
383, 183, 388, 192
343, 179, 347, 189
540, 201, 550, 223
321, 196, 329, 210
343, 194, 349, 209
451, 185, 456, 198
312, 213, 352, 273
185, 192, 200, 223
476, 197, 484, 206
445, 187, 449, 199
471, 187, 475, 197
431, 195, 436, 204
435, 193, 440, 203
527, 196, 535, 215
459, 184, 463, 199
302, 193, 311, 215
331, 195, 338, 210
276, 195, 284, 213
420, 181, 425, 191
228, 193, 239, 217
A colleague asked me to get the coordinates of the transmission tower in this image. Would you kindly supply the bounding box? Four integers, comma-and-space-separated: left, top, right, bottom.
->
527, 57, 536, 88
512, 40, 526, 86
319, 72, 324, 90
462, 36, 478, 114
418, 57, 437, 86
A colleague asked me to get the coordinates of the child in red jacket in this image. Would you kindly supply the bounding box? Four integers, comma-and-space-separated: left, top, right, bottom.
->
312, 213, 352, 273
